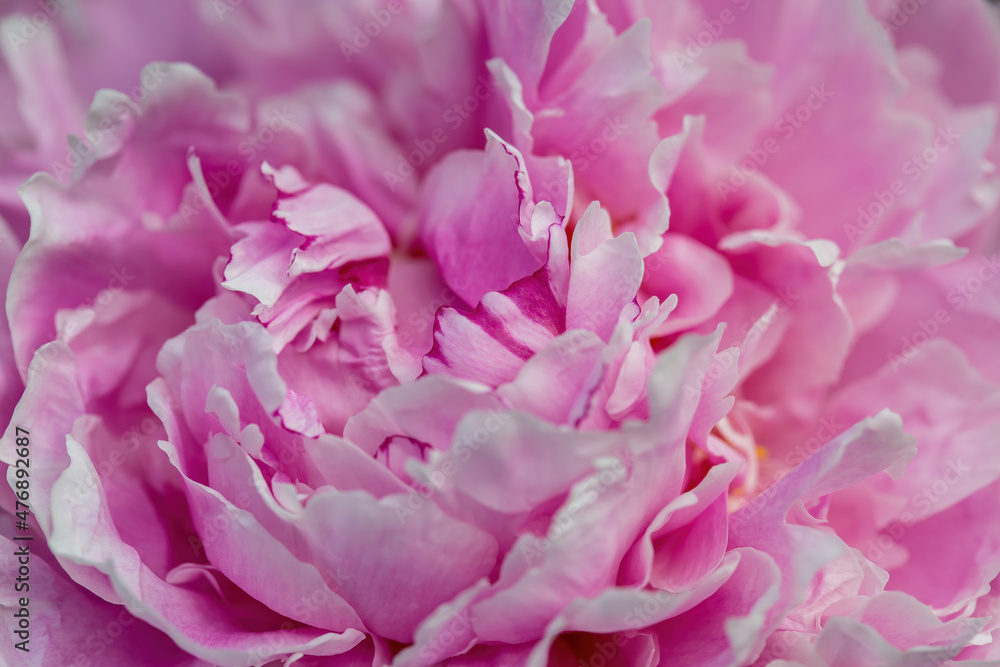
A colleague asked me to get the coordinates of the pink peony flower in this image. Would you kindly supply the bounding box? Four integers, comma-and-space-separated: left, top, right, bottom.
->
1, 0, 1000, 665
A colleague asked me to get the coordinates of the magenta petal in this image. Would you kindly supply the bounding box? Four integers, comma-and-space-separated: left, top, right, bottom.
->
423, 272, 564, 386
419, 132, 550, 306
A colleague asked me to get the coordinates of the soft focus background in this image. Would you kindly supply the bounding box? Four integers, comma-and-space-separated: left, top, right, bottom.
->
0, 1, 999, 666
